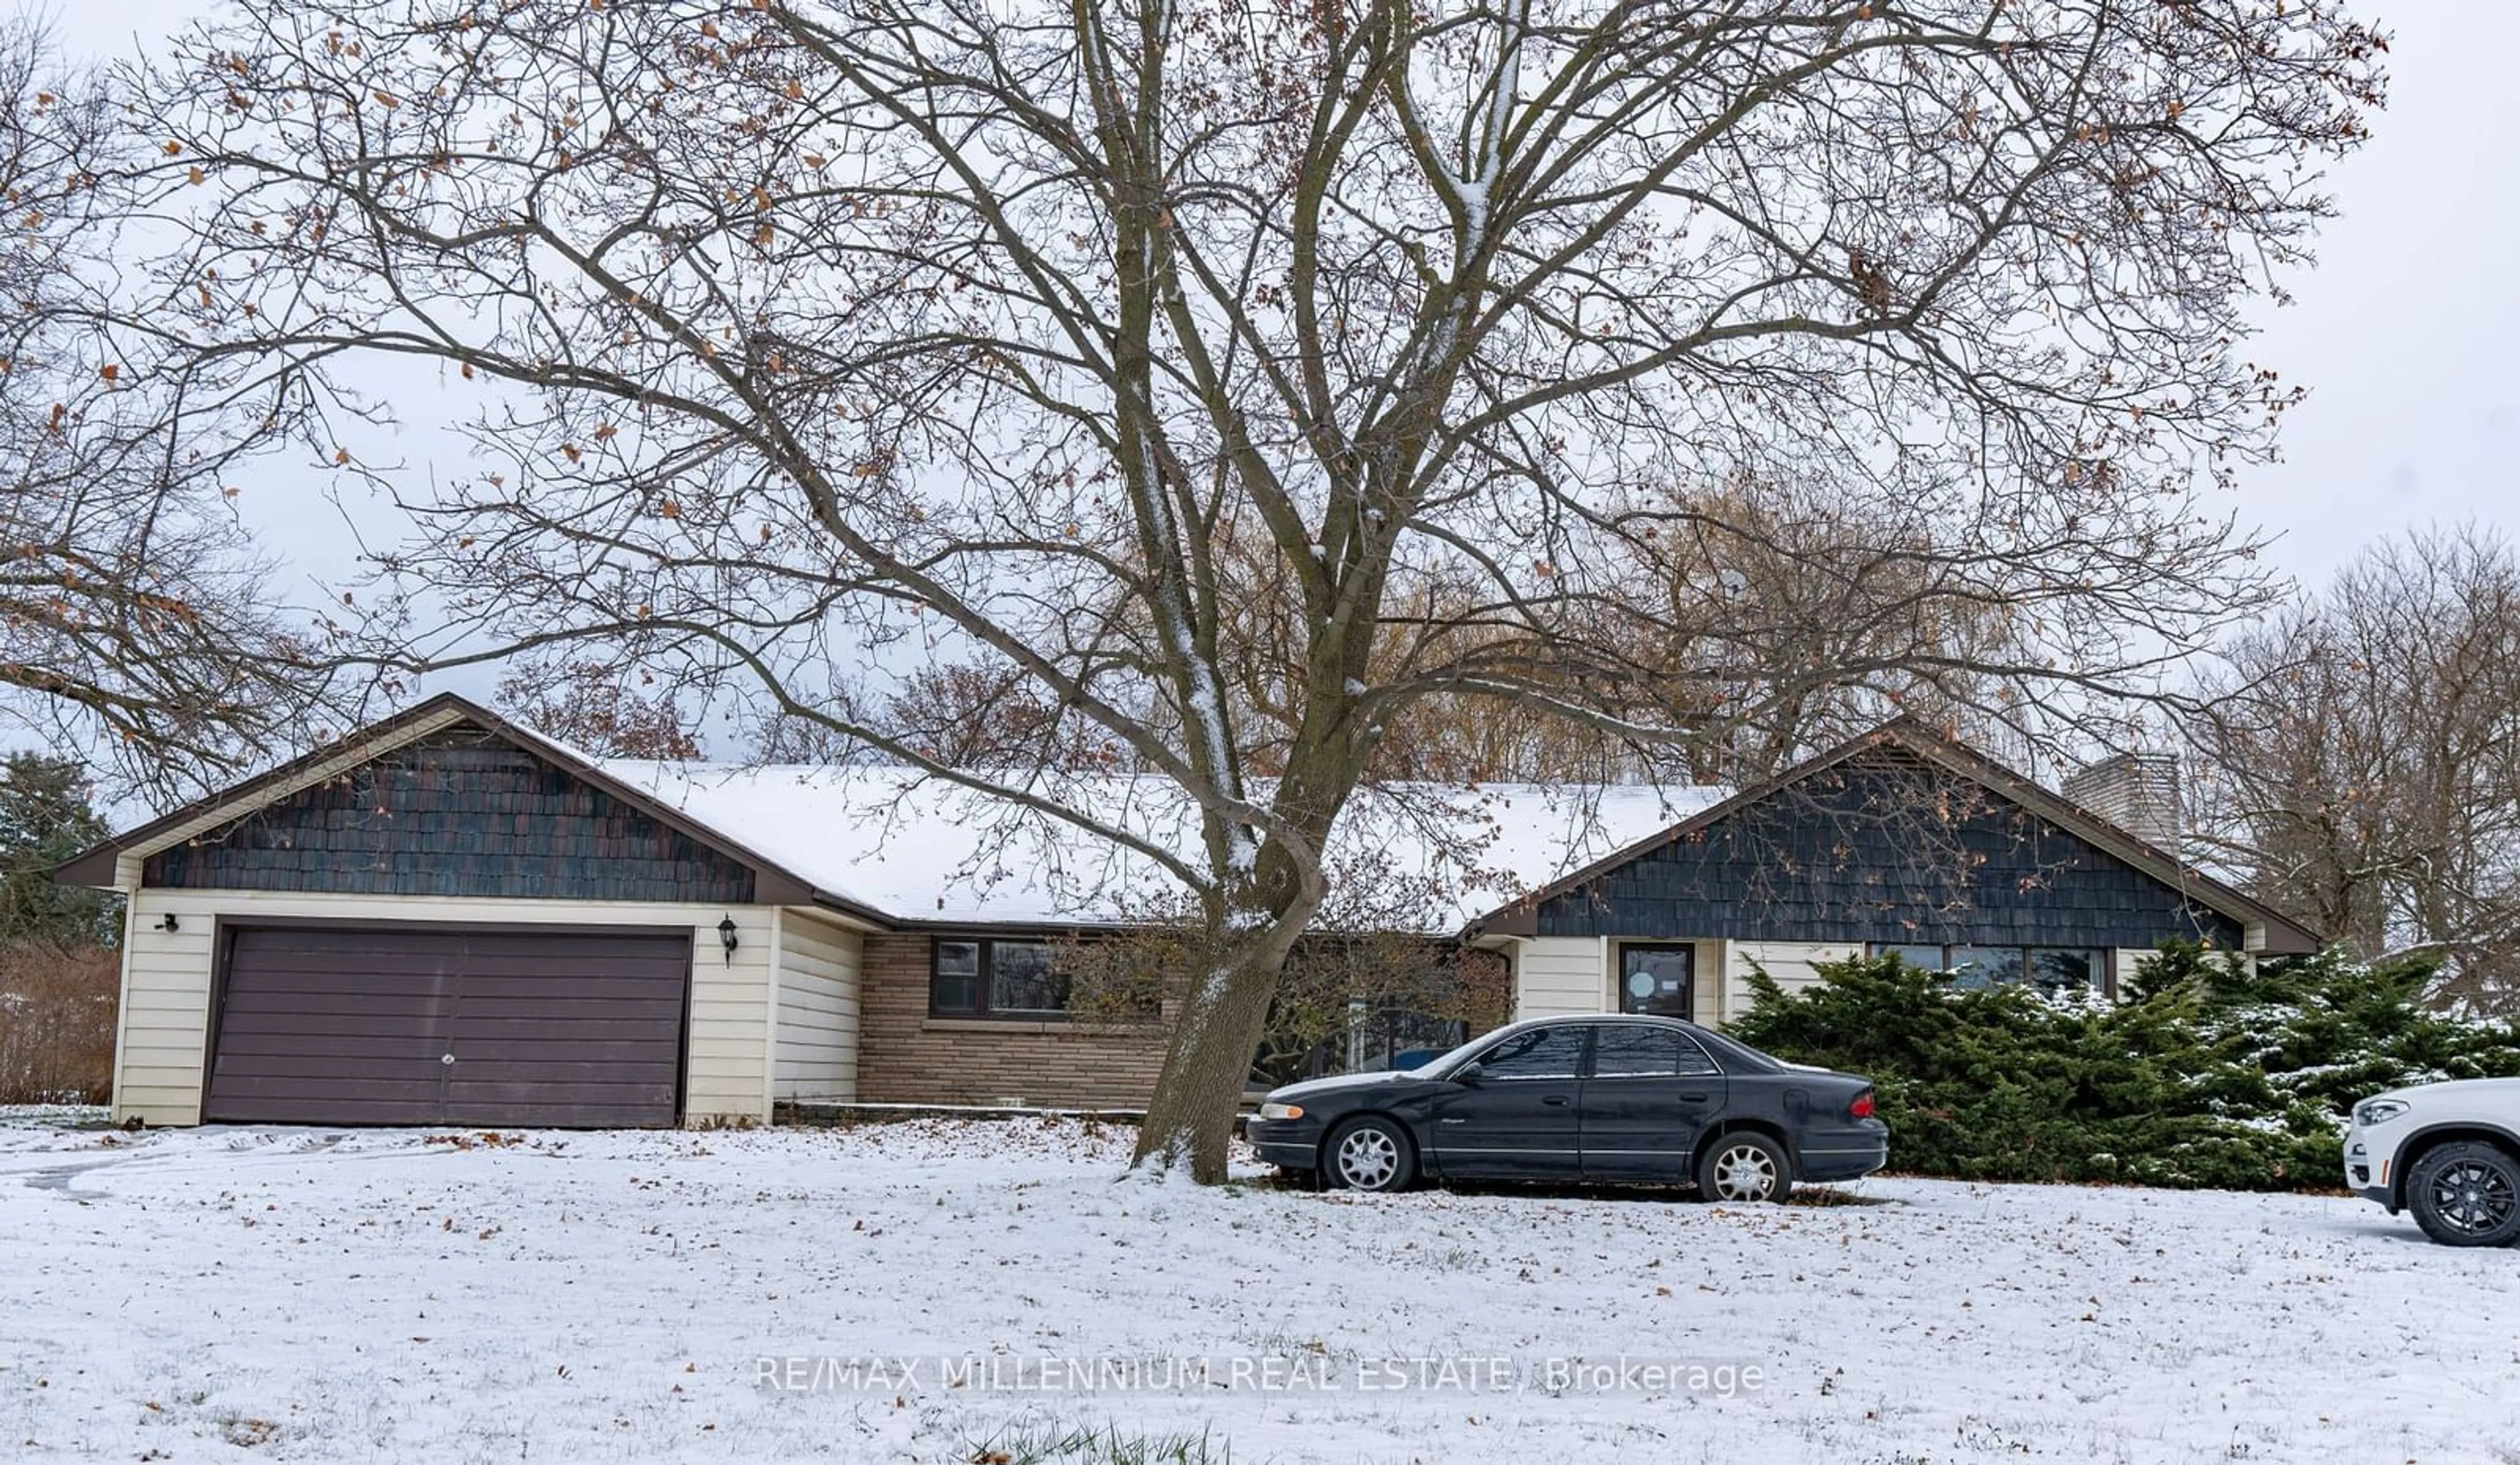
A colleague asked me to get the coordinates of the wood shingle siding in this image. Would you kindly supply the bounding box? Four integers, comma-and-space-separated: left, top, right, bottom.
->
1530, 752, 2248, 950
141, 728, 757, 904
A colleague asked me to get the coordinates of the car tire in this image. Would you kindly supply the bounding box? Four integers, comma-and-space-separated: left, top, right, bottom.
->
1323, 1116, 1416, 1193
2406, 1141, 2520, 1247
1696, 1132, 1794, 1204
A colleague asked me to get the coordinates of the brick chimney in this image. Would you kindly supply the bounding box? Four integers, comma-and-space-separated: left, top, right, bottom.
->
2062, 751, 2183, 851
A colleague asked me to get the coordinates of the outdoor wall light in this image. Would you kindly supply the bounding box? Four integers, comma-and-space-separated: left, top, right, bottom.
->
717, 914, 740, 965
156, 913, 180, 933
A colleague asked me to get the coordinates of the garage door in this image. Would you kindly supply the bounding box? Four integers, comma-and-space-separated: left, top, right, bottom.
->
205, 924, 691, 1128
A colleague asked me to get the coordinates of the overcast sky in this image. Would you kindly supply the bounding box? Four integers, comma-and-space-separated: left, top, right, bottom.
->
28, 0, 2516, 593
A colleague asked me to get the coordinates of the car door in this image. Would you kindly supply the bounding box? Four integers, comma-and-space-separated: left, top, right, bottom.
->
1427, 1024, 1590, 1180
1578, 1023, 1727, 1181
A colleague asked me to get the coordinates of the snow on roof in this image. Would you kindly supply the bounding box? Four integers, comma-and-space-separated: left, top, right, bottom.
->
586, 757, 1727, 933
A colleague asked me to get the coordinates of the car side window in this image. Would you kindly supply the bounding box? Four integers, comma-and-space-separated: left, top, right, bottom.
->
1589, 1025, 1722, 1079
1475, 1025, 1589, 1080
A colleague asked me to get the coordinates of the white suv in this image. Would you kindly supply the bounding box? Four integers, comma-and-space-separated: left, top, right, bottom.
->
2343, 1078, 2520, 1246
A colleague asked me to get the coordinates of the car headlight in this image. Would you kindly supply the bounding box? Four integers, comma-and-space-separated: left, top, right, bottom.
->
1257, 1102, 1306, 1122
2355, 1099, 2409, 1128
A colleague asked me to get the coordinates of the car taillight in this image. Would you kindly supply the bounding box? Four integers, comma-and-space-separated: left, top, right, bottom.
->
1848, 1090, 1876, 1120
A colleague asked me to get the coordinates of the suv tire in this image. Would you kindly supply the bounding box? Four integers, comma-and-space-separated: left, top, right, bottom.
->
2406, 1141, 2520, 1247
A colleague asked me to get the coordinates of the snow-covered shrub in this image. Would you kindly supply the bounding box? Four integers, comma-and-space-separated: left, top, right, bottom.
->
1728, 944, 2520, 1191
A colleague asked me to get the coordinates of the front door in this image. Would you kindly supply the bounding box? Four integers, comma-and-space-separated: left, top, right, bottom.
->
1620, 944, 1695, 1018
1580, 1023, 1727, 1181
1427, 1023, 1589, 1180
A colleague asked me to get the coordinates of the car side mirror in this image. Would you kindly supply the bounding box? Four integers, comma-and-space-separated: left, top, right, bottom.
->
1452, 1063, 1484, 1086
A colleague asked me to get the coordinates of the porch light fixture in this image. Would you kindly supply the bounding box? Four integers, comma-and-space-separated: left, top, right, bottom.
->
717, 914, 740, 965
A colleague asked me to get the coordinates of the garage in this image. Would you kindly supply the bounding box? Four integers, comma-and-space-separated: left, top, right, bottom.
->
205, 924, 692, 1128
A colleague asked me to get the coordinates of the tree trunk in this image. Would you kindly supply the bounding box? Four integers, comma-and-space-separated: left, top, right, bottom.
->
1131, 916, 1309, 1182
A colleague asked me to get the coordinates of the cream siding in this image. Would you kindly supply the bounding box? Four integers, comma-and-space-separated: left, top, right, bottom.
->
1512, 937, 1610, 1019
1724, 941, 1863, 1009
773, 910, 863, 1105
1513, 937, 1730, 1025
110, 888, 778, 1129
2109, 945, 2250, 992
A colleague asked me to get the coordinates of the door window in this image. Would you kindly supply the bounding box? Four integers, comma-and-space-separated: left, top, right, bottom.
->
1619, 945, 1694, 1017
1589, 1024, 1722, 1078
1475, 1025, 1589, 1080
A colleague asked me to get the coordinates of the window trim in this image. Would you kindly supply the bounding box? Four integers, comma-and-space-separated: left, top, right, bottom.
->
928, 936, 1068, 1019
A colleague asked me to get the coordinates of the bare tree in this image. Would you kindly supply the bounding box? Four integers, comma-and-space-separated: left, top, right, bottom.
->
494, 654, 705, 759
881, 661, 1135, 771
1332, 478, 2063, 786
2191, 526, 2520, 1009
1625, 479, 2055, 782
0, 21, 339, 799
96, 0, 2379, 1177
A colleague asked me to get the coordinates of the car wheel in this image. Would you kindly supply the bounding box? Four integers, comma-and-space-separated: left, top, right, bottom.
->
1324, 1116, 1416, 1193
2406, 1141, 2520, 1247
1696, 1132, 1794, 1204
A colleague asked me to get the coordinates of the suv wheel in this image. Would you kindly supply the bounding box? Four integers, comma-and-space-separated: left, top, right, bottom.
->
2406, 1141, 2520, 1247
1324, 1116, 1416, 1193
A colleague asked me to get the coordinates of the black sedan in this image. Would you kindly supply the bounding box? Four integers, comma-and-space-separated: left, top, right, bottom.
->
1244, 1014, 1886, 1200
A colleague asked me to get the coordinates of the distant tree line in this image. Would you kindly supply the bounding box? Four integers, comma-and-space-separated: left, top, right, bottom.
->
2189, 524, 2520, 1013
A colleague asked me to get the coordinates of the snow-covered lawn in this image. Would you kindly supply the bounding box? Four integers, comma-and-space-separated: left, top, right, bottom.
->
4, 1119, 2513, 1464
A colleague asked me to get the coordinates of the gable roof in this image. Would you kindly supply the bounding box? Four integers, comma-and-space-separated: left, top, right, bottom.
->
1463, 717, 2322, 955
60, 698, 2315, 952
52, 692, 1723, 933
50, 692, 889, 926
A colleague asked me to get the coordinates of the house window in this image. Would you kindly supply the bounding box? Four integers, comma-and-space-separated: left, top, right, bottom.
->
1870, 943, 2109, 996
1946, 946, 2025, 990
2028, 948, 2105, 991
930, 939, 1066, 1017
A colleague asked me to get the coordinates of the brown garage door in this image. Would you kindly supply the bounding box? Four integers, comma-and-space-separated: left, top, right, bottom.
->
205, 924, 691, 1128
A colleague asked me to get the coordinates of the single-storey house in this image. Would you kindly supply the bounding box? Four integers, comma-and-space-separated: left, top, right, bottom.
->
1465, 723, 2318, 1025
56, 696, 2316, 1129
